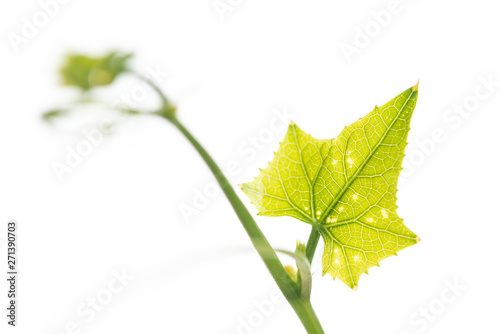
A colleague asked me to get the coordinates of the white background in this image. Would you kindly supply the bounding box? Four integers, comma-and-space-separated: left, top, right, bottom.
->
1, 0, 499, 333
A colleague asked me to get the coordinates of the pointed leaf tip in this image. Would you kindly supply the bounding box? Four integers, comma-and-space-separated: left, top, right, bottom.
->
353, 285, 358, 292
412, 79, 420, 92
238, 184, 244, 189
289, 120, 295, 126
416, 236, 421, 243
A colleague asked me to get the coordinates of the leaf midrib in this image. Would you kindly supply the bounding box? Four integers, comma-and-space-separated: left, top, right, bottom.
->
317, 90, 416, 225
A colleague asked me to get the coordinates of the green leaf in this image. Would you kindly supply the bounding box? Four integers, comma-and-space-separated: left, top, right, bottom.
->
241, 83, 420, 289
42, 108, 69, 122
60, 52, 132, 91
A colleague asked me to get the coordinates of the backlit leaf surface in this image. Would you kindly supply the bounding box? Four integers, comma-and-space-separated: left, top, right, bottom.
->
241, 84, 420, 289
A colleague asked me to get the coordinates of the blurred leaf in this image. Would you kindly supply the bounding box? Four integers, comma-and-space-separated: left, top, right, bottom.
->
60, 52, 132, 91
42, 109, 68, 122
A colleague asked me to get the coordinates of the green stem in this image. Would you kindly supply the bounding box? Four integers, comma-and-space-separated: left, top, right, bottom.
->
291, 300, 325, 334
136, 73, 324, 332
305, 226, 321, 263
164, 115, 324, 334
169, 117, 294, 289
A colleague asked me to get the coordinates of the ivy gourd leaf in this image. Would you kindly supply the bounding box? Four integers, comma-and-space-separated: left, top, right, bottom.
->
240, 83, 420, 289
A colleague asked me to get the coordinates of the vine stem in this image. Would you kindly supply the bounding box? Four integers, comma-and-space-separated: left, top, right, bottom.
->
305, 226, 321, 263
134, 72, 324, 332
162, 115, 324, 333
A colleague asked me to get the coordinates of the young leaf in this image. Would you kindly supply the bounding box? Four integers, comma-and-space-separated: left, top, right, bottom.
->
60, 52, 132, 91
241, 83, 420, 289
